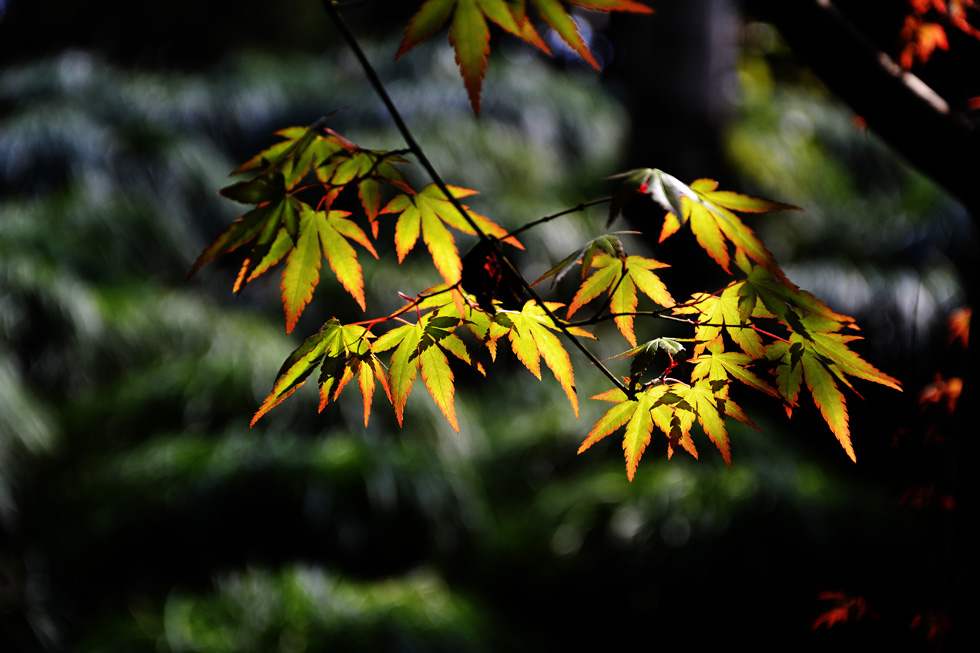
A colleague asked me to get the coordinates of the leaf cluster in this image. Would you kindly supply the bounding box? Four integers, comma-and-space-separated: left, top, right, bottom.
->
190, 4, 901, 482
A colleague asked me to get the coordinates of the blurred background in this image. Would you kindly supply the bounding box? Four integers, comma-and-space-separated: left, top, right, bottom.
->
1, 0, 977, 650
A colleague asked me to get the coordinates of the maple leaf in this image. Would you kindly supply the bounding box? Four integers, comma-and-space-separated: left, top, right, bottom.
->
491, 300, 585, 416
918, 373, 963, 414
527, 1, 654, 71
811, 591, 868, 630
532, 233, 628, 288
397, 0, 525, 115
373, 311, 477, 432
609, 168, 798, 274
280, 206, 378, 333
381, 184, 521, 284
689, 336, 778, 399
674, 282, 767, 358
398, 0, 652, 113
900, 16, 950, 67
947, 306, 970, 348
251, 319, 389, 427
231, 125, 413, 236
578, 383, 697, 481
566, 252, 674, 346
315, 146, 414, 238
734, 256, 854, 327
767, 313, 901, 462
188, 170, 300, 282
191, 124, 417, 330
672, 379, 731, 465
228, 125, 345, 190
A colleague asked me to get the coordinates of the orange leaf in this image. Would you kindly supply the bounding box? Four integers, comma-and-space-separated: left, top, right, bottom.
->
812, 591, 868, 630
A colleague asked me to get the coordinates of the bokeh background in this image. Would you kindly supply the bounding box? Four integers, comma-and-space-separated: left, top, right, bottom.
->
1, 1, 977, 650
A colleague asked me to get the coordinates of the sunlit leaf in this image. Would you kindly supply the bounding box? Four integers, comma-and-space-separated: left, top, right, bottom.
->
494, 300, 580, 416
398, 0, 653, 113
566, 252, 674, 346
382, 184, 521, 284
281, 207, 377, 333
252, 320, 385, 427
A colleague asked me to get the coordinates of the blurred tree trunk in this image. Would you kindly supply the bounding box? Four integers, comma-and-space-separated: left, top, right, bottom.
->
609, 0, 740, 183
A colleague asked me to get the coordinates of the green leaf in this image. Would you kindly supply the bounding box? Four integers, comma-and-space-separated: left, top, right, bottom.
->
316, 147, 413, 237
187, 189, 298, 281
252, 320, 386, 427
767, 313, 901, 461
398, 0, 652, 113
689, 337, 777, 398
382, 184, 520, 283
802, 351, 853, 461
373, 312, 472, 431
230, 126, 347, 190
579, 382, 689, 481
280, 207, 376, 333
495, 300, 580, 416
674, 379, 730, 466
398, 0, 522, 114
419, 339, 459, 431
618, 169, 797, 274
528, 1, 652, 70
737, 259, 854, 326
566, 253, 674, 346
674, 283, 766, 358
251, 329, 332, 426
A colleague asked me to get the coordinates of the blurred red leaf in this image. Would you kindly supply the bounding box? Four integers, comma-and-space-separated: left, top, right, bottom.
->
812, 591, 868, 630
918, 373, 963, 413
899, 485, 957, 512
911, 611, 950, 641
947, 306, 971, 348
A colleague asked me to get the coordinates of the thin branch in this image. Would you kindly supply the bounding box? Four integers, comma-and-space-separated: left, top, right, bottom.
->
321, 0, 628, 394
321, 1, 487, 239
506, 197, 614, 240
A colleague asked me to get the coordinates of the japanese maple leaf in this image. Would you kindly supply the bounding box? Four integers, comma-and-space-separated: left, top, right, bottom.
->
689, 336, 778, 400
491, 300, 589, 416
279, 206, 378, 332
251, 319, 389, 427
191, 125, 414, 330
532, 233, 627, 288
524, 1, 653, 70
381, 184, 521, 284
609, 169, 798, 274
187, 170, 300, 285
398, 0, 652, 113
566, 252, 674, 346
900, 16, 949, 67
734, 256, 854, 327
227, 125, 349, 190
674, 283, 767, 358
767, 313, 901, 461
315, 146, 413, 238
578, 383, 697, 481
811, 592, 868, 630
372, 311, 477, 432
671, 379, 732, 465
397, 0, 526, 114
